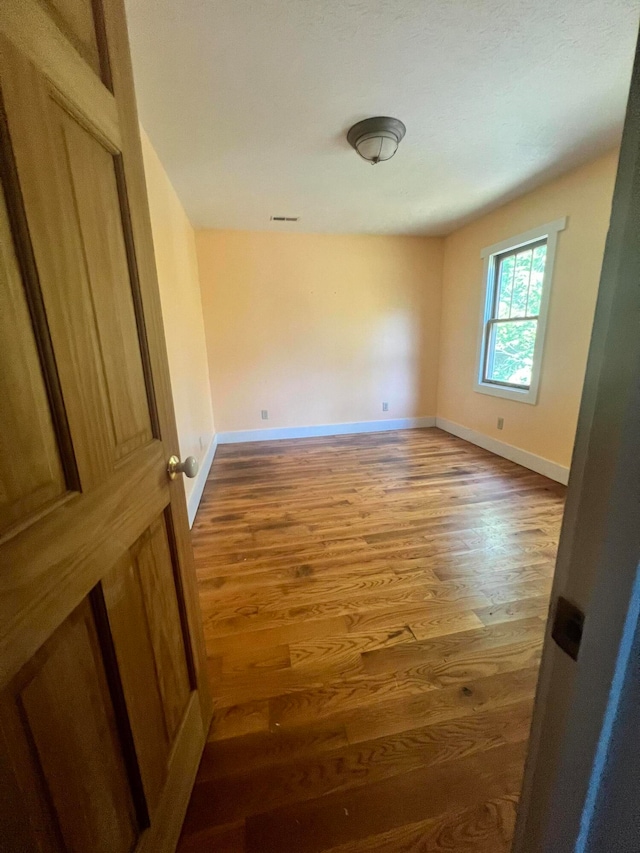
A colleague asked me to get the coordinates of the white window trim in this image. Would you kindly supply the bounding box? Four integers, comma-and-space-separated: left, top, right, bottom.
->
474, 217, 567, 405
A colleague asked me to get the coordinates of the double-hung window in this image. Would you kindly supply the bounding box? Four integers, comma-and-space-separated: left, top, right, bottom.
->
475, 218, 566, 404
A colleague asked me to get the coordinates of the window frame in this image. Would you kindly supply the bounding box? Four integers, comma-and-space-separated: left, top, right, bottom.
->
475, 217, 566, 405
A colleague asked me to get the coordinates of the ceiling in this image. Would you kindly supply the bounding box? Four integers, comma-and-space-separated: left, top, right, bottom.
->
125, 0, 639, 235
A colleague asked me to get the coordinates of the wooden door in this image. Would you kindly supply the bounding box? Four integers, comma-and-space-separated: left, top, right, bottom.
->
0, 2, 212, 851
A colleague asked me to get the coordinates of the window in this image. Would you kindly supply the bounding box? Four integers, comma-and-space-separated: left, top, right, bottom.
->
483, 240, 547, 388
475, 218, 566, 404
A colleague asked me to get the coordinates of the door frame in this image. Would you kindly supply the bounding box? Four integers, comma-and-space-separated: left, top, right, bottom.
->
514, 25, 640, 852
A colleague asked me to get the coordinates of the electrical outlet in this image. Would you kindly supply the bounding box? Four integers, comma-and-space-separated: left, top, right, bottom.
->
261, 409, 268, 420
497, 417, 504, 430
382, 402, 389, 412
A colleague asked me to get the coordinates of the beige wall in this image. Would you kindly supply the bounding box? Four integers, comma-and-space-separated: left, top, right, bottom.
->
196, 231, 443, 433
140, 129, 215, 502
437, 150, 619, 469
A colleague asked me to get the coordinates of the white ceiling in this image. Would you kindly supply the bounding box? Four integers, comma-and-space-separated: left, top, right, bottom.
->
125, 0, 639, 235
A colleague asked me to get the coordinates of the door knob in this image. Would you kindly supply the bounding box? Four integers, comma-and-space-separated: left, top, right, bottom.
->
167, 455, 199, 480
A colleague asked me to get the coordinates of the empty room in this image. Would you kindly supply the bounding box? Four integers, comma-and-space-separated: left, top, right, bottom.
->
2, 1, 640, 852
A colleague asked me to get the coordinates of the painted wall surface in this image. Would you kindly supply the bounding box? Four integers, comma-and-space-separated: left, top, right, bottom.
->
196, 231, 443, 433
140, 129, 215, 501
438, 150, 619, 469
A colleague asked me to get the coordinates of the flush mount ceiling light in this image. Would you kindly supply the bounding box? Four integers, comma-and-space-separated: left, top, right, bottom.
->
347, 116, 406, 165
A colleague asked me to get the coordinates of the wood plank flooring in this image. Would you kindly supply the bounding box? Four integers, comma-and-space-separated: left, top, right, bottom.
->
177, 428, 565, 852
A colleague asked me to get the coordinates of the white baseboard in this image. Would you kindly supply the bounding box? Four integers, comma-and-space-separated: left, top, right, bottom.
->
187, 434, 218, 527
187, 419, 567, 510
435, 416, 569, 485
216, 416, 437, 445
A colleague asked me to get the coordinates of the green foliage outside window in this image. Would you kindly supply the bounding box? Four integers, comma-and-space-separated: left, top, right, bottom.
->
485, 244, 547, 387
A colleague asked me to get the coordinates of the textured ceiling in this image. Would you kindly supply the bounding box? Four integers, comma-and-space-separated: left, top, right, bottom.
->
125, 0, 639, 235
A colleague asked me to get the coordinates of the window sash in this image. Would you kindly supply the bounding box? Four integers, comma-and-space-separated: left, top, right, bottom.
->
482, 238, 547, 391
482, 316, 539, 390
490, 238, 547, 322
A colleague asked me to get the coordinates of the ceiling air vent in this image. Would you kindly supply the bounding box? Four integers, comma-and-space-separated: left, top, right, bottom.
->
270, 216, 299, 222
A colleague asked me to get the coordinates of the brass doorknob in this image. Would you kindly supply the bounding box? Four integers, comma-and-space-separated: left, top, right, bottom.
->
167, 455, 199, 480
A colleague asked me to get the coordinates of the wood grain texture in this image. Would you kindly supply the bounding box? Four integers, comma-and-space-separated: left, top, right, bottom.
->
0, 185, 66, 535
0, 35, 119, 489
0, 439, 167, 685
1, 598, 138, 853
0, 0, 121, 156
0, 3, 211, 850
102, 550, 171, 813
41, 0, 103, 76
177, 429, 564, 851
61, 106, 153, 460
321, 795, 519, 853
133, 517, 192, 740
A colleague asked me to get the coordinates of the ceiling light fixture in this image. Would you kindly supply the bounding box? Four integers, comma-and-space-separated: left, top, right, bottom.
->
347, 116, 406, 165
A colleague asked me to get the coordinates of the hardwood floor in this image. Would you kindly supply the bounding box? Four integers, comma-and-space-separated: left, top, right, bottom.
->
177, 428, 565, 852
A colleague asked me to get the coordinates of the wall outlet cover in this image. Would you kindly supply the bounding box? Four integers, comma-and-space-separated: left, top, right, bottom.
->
497, 417, 504, 430
382, 402, 389, 412
261, 410, 269, 420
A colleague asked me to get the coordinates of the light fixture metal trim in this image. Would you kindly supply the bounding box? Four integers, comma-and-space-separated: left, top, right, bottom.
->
347, 116, 406, 164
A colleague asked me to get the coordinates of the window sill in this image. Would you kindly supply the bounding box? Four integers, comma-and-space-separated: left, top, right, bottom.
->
474, 381, 538, 405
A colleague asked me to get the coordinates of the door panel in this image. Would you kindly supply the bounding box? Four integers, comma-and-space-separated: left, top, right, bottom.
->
0, 39, 115, 487
0, 735, 44, 853
1, 37, 154, 486
1, 598, 139, 853
103, 516, 192, 813
0, 189, 67, 535
0, 1, 211, 850
61, 109, 154, 460
134, 518, 192, 735
41, 0, 104, 78
103, 551, 171, 815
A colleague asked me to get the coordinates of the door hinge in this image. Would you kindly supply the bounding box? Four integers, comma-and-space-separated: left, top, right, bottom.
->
551, 596, 585, 661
